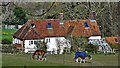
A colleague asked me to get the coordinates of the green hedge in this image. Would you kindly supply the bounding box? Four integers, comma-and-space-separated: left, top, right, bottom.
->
2, 39, 12, 44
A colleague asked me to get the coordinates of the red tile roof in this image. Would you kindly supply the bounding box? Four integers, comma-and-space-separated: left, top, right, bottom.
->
13, 19, 101, 40
105, 36, 120, 44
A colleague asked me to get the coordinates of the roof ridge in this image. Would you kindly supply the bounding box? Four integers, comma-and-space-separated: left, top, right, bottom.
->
18, 20, 31, 39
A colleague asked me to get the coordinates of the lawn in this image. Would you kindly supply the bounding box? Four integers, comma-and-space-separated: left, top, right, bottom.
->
2, 53, 119, 67
0, 52, 2, 68
0, 29, 18, 43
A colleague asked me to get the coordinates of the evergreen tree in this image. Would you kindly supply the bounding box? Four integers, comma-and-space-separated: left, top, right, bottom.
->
13, 6, 28, 25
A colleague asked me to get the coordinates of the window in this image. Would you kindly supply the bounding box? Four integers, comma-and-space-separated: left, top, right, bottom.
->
115, 38, 118, 43
29, 41, 33, 45
93, 26, 95, 29
47, 23, 52, 29
31, 23, 36, 28
46, 38, 50, 42
46, 39, 48, 43
84, 22, 89, 28
49, 38, 50, 42
34, 41, 38, 45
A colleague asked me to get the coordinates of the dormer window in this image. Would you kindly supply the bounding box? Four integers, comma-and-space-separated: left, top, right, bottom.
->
31, 23, 36, 28
115, 38, 118, 43
84, 22, 89, 28
47, 23, 52, 29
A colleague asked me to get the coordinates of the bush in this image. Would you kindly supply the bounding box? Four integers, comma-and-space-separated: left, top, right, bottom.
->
85, 44, 99, 53
2, 39, 12, 44
108, 43, 120, 49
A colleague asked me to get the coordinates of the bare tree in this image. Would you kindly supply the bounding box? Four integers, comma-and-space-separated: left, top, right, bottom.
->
56, 38, 71, 54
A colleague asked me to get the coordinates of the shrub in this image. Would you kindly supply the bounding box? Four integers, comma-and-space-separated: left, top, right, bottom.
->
2, 39, 12, 44
109, 43, 120, 49
85, 44, 99, 53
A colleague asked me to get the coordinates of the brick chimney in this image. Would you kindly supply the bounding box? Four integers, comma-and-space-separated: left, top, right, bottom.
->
59, 13, 64, 20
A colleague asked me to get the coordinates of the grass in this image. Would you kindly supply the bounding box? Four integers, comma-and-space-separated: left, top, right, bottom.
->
2, 53, 119, 67
0, 52, 2, 68
2, 53, 69, 66
0, 29, 18, 43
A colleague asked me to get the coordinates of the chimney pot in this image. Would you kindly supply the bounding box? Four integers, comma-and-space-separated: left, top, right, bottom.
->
90, 11, 96, 20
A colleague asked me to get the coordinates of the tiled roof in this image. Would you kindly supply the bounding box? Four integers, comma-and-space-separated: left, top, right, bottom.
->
13, 19, 101, 40
64, 20, 101, 37
13, 21, 41, 40
105, 36, 120, 44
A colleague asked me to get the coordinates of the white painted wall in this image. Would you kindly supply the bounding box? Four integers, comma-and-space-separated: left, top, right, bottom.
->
18, 25, 23, 29
13, 38, 22, 44
23, 38, 59, 54
45, 37, 71, 54
13, 37, 71, 54
24, 40, 38, 53
45, 37, 58, 54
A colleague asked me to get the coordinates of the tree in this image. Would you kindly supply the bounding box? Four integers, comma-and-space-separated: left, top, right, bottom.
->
13, 6, 28, 25
108, 43, 119, 50
2, 2, 119, 36
2, 39, 12, 44
56, 38, 71, 54
66, 36, 99, 53
66, 36, 88, 52
36, 40, 47, 52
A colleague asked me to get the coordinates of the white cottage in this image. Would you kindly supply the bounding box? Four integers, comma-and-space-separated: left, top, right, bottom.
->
13, 13, 101, 54
13, 19, 71, 54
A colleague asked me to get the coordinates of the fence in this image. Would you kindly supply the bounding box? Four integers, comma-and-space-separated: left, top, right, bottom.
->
1, 44, 23, 53
1, 25, 23, 29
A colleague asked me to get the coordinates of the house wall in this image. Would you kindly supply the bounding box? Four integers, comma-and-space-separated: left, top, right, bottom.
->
45, 37, 63, 54
13, 38, 23, 44
13, 37, 71, 54
13, 38, 23, 49
45, 37, 70, 54
24, 40, 38, 53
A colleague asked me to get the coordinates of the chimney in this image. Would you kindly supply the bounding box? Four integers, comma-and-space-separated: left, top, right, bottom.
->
59, 13, 64, 20
59, 13, 64, 24
90, 11, 96, 20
